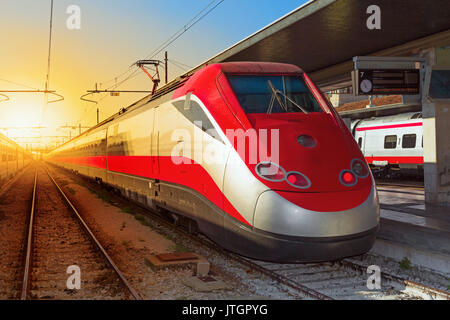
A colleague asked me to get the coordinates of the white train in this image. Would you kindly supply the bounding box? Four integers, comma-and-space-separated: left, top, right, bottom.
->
351, 112, 424, 177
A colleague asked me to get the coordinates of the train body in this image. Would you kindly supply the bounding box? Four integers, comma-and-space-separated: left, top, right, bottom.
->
47, 62, 380, 262
351, 112, 424, 177
0, 133, 32, 182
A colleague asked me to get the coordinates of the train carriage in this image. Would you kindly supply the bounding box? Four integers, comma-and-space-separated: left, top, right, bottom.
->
47, 62, 380, 262
0, 133, 32, 181
352, 112, 424, 176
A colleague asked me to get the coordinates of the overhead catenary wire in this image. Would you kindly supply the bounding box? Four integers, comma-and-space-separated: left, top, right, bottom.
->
77, 0, 225, 126
0, 78, 38, 90
45, 0, 54, 91
168, 58, 193, 70
143, 0, 225, 61
0, 1, 61, 110
97, 0, 225, 94
44, 0, 54, 104
0, 78, 39, 103
168, 59, 192, 71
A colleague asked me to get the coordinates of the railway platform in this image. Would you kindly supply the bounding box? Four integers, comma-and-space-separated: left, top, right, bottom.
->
373, 183, 450, 275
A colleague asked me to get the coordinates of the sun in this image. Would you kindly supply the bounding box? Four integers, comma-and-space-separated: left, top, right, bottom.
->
0, 95, 45, 144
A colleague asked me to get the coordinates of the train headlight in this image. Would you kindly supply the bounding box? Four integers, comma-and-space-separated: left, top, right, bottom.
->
286, 172, 311, 189
297, 135, 316, 148
351, 159, 369, 178
339, 170, 358, 187
255, 162, 286, 181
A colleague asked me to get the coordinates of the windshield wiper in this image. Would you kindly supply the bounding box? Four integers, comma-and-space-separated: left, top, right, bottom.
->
266, 80, 309, 114
267, 80, 286, 114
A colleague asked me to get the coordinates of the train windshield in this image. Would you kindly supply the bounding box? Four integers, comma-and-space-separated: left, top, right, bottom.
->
227, 75, 323, 114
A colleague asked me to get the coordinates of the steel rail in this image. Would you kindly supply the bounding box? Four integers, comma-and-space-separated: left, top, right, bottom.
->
88, 187, 332, 300
20, 168, 37, 300
130, 190, 448, 301
340, 259, 450, 300
44, 167, 142, 300
375, 182, 424, 189
227, 254, 332, 300
48, 163, 449, 300
0, 163, 33, 199
150, 214, 331, 299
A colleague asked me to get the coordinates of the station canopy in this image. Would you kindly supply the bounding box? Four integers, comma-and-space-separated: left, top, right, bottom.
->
193, 0, 450, 91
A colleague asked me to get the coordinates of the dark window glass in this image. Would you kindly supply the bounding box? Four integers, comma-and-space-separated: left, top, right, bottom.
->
172, 100, 222, 143
227, 75, 322, 114
402, 134, 416, 148
384, 135, 397, 149
358, 137, 363, 148
429, 70, 450, 99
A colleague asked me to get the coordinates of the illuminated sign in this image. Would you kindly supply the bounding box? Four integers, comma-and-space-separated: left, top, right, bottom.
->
352, 69, 420, 95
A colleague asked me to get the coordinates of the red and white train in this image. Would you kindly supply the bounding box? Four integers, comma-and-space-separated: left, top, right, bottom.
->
46, 62, 380, 262
351, 112, 424, 177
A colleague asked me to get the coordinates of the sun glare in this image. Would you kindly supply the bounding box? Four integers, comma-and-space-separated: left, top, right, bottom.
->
6, 104, 42, 128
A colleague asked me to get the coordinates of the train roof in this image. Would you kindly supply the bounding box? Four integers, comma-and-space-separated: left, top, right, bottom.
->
50, 62, 306, 153
220, 62, 303, 74
354, 112, 422, 127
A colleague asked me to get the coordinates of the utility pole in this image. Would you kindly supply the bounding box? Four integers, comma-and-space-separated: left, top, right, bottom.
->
96, 108, 99, 124
165, 51, 168, 84
44, 0, 54, 107
79, 123, 81, 135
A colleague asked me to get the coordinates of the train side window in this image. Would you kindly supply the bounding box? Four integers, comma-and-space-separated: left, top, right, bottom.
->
402, 134, 416, 148
358, 137, 362, 148
384, 135, 397, 149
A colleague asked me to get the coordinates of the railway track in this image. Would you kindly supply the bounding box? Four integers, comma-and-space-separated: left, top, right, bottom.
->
49, 165, 450, 300
244, 258, 449, 300
1, 164, 141, 300
130, 198, 450, 300
177, 229, 450, 300
0, 166, 35, 299
375, 181, 424, 189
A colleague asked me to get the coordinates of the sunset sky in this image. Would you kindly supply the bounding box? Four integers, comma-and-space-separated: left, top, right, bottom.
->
0, 0, 305, 149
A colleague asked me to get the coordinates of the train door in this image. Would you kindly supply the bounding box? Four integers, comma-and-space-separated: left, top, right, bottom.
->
358, 132, 366, 154
355, 130, 366, 156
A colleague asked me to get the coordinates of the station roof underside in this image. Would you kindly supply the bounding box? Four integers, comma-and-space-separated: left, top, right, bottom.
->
339, 103, 421, 120
109, 0, 450, 134
196, 0, 450, 91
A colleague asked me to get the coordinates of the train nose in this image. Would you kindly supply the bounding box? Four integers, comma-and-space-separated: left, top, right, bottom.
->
252, 184, 380, 238
234, 183, 380, 262
249, 112, 369, 193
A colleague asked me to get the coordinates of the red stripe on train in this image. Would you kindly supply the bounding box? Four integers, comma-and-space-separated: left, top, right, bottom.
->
51, 155, 251, 226
55, 156, 107, 168
356, 122, 422, 131
365, 156, 424, 164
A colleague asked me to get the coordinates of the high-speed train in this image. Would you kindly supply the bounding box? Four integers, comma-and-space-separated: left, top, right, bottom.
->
46, 62, 380, 262
0, 133, 32, 182
351, 112, 424, 177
